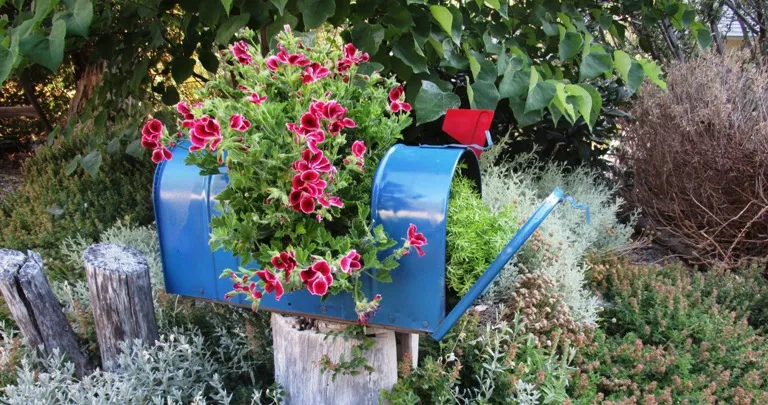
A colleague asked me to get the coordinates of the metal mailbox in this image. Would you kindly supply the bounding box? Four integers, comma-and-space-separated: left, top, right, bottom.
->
153, 111, 584, 338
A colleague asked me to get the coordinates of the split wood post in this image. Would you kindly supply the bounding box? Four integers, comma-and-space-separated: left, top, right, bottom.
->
83, 243, 158, 371
271, 313, 399, 405
0, 249, 88, 377
395, 332, 419, 370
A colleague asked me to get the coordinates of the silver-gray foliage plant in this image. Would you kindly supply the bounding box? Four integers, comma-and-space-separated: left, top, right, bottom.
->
480, 147, 636, 325
2, 221, 278, 404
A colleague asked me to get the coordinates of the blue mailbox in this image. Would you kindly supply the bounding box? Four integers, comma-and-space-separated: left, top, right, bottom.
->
154, 141, 578, 338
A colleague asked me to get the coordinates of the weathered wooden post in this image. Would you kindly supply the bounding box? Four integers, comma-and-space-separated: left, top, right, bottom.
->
0, 249, 88, 376
83, 243, 158, 371
271, 313, 400, 405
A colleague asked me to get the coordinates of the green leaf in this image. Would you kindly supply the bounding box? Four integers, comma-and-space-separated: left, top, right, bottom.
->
559, 31, 582, 61
62, 0, 93, 37
350, 22, 385, 56
509, 98, 543, 127
430, 6, 453, 43
499, 69, 528, 98
107, 137, 120, 154
198, 48, 219, 73
599, 13, 613, 30
469, 81, 500, 110
18, 18, 66, 71
80, 150, 101, 176
382, 0, 414, 30
565, 84, 593, 127
297, 0, 336, 29
692, 24, 713, 49
525, 69, 556, 113
215, 13, 250, 44
171, 57, 195, 84
269, 0, 288, 15
220, 0, 232, 15
578, 83, 601, 129
162, 85, 181, 105
579, 52, 612, 81
682, 9, 696, 28
613, 51, 643, 90
130, 59, 150, 88
0, 33, 19, 84
125, 139, 143, 158
414, 80, 460, 125
47, 126, 60, 147
550, 82, 575, 123
639, 59, 666, 90
484, 0, 500, 10
392, 34, 428, 74
65, 154, 81, 176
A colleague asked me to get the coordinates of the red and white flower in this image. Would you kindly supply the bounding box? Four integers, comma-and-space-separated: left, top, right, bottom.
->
189, 116, 222, 152
388, 86, 412, 113
300, 260, 334, 296
248, 92, 267, 105
256, 268, 285, 300
302, 63, 331, 84
229, 114, 251, 132
339, 250, 362, 274
231, 40, 252, 65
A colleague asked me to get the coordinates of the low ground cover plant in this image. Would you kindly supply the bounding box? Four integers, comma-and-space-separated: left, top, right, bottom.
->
0, 134, 154, 280
572, 256, 768, 403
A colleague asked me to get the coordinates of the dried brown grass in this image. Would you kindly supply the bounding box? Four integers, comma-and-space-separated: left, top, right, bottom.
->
624, 52, 768, 267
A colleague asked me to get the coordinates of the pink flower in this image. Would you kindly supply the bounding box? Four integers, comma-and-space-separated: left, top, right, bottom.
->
256, 268, 285, 300
300, 113, 321, 131
231, 40, 252, 65
287, 53, 311, 67
176, 102, 194, 120
336, 58, 352, 72
324, 101, 347, 120
344, 43, 370, 64
291, 170, 327, 197
292, 149, 333, 173
266, 56, 281, 71
339, 250, 362, 274
229, 114, 251, 132
300, 260, 334, 296
248, 92, 267, 105
357, 294, 382, 324
271, 250, 298, 282
389, 86, 412, 113
351, 140, 366, 159
289, 190, 316, 213
151, 146, 173, 164
302, 62, 331, 84
189, 116, 222, 152
318, 195, 343, 208
404, 223, 428, 257
141, 119, 163, 139
303, 130, 326, 153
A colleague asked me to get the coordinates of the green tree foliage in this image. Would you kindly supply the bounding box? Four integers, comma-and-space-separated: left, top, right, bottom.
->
0, 0, 713, 170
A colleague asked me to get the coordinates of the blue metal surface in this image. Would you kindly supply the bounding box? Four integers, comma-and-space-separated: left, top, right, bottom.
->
430, 188, 566, 341
154, 142, 480, 332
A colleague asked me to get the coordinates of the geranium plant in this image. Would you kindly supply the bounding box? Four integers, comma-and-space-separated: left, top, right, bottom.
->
141, 27, 428, 323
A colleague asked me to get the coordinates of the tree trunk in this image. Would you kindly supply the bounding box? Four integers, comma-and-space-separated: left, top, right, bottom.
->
67, 60, 105, 120
271, 313, 399, 405
0, 249, 88, 377
19, 71, 53, 134
83, 243, 159, 372
661, 18, 685, 63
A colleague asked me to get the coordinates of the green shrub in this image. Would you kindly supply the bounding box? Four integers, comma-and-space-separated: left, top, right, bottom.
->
0, 135, 154, 280
382, 312, 575, 404
571, 257, 768, 403
446, 176, 516, 296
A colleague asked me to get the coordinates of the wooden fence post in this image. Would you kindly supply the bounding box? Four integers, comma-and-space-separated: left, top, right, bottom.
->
0, 249, 88, 377
271, 313, 399, 405
83, 243, 158, 371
